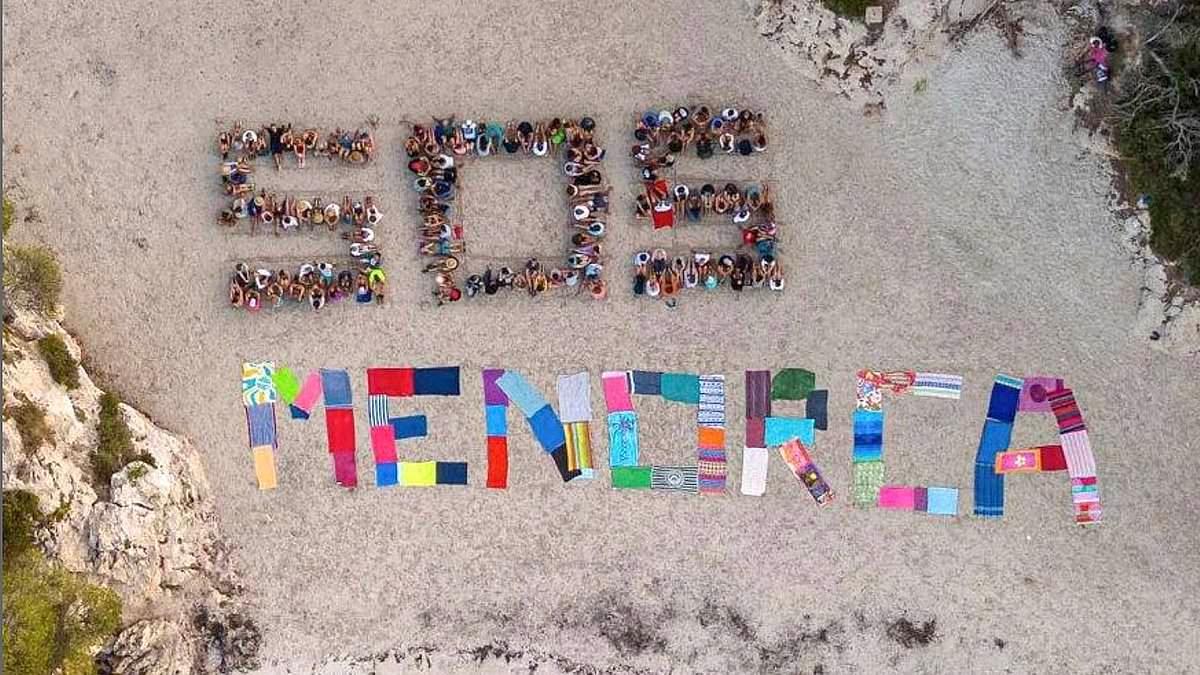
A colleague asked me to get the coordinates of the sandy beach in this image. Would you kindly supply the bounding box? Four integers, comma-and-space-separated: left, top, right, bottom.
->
3, 0, 1199, 671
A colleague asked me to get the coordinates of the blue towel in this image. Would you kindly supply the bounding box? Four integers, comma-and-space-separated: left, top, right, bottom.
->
321, 369, 353, 408
631, 371, 663, 395
528, 405, 566, 453
973, 417, 1012, 517
412, 367, 460, 396
926, 487, 958, 516
660, 372, 701, 404
390, 415, 428, 440
435, 461, 469, 485
485, 404, 508, 436
852, 410, 884, 462
497, 371, 549, 417
607, 411, 639, 467
806, 390, 829, 431
764, 416, 815, 447
376, 462, 398, 487
985, 375, 1022, 423
289, 405, 310, 420
246, 403, 277, 447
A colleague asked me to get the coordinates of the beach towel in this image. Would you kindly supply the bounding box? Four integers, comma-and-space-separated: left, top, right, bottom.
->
367, 395, 389, 428
602, 371, 634, 412
485, 404, 508, 436
390, 415, 428, 440
367, 368, 415, 397
745, 417, 766, 449
771, 368, 816, 401
1018, 376, 1063, 412
251, 445, 277, 490
1048, 388, 1086, 434
986, 374, 1023, 423
994, 448, 1045, 474
321, 369, 353, 409
332, 451, 357, 488
697, 375, 725, 427
412, 367, 460, 396
806, 390, 829, 430
569, 422, 594, 476
272, 366, 301, 405
556, 372, 592, 423
607, 411, 639, 466
631, 371, 663, 395
852, 460, 885, 507
486, 436, 508, 488
925, 487, 958, 516
913, 373, 964, 400
498, 371, 550, 417
325, 408, 356, 453
482, 369, 508, 405
375, 462, 398, 487
973, 416, 1013, 518
612, 465, 652, 489
878, 485, 916, 510
745, 370, 772, 419
241, 361, 278, 406
370, 426, 398, 464
529, 405, 567, 453
436, 462, 469, 485
852, 410, 884, 462
779, 439, 833, 505
651, 466, 699, 492
400, 461, 437, 486
660, 373, 701, 405
697, 448, 726, 495
291, 372, 322, 419
764, 416, 815, 447
245, 403, 278, 448
740, 447, 769, 496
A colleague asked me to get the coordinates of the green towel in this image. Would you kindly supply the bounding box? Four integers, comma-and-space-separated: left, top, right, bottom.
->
771, 368, 816, 401
272, 366, 302, 405
612, 466, 652, 489
660, 373, 701, 404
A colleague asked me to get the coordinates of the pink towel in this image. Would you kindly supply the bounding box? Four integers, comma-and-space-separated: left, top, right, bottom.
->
602, 371, 634, 412
370, 426, 398, 464
293, 372, 323, 414
878, 485, 916, 510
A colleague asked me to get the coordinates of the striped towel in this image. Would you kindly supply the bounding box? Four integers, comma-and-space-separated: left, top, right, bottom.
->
697, 375, 725, 428
913, 373, 963, 399
696, 375, 726, 494
650, 465, 699, 492
367, 394, 389, 428
1048, 388, 1086, 434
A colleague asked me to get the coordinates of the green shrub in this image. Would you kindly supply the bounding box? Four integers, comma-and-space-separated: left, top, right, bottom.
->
3, 197, 13, 237
5, 394, 53, 452
92, 392, 154, 492
37, 334, 80, 389
3, 549, 122, 675
1113, 8, 1200, 278
821, 0, 871, 20
3, 490, 44, 565
4, 245, 63, 313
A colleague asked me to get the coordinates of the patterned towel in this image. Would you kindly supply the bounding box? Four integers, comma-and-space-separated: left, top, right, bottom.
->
779, 439, 833, 505
242, 361, 278, 406
650, 465, 699, 492
913, 373, 963, 399
607, 411, 639, 467
697, 375, 726, 494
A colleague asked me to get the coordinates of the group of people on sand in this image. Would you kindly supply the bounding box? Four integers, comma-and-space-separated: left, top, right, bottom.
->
229, 260, 386, 312
631, 105, 782, 305
218, 122, 385, 312
405, 116, 609, 305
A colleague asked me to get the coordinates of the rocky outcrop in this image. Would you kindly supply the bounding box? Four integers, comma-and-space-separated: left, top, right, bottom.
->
753, 0, 1000, 107
2, 306, 257, 673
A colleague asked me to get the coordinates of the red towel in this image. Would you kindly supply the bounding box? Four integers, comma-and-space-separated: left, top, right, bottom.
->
367, 368, 414, 397
1040, 444, 1068, 472
326, 408, 357, 453
486, 436, 508, 489
332, 451, 357, 488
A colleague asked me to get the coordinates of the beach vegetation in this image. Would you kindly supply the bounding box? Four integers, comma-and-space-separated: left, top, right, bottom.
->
38, 334, 81, 389
92, 392, 154, 493
820, 0, 871, 21
1113, 4, 1200, 283
3, 196, 13, 236
4, 244, 64, 313
5, 393, 54, 452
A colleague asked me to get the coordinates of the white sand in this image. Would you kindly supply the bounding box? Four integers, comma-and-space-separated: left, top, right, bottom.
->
3, 1, 1199, 671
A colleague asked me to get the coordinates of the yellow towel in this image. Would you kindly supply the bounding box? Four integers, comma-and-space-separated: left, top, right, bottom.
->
252, 445, 277, 490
